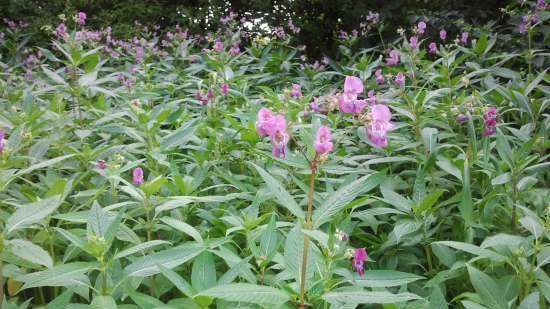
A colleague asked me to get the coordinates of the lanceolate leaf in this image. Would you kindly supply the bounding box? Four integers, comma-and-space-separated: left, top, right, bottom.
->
198, 283, 290, 306
5, 195, 62, 235
313, 172, 383, 227
251, 162, 304, 219
323, 291, 422, 304
124, 242, 204, 277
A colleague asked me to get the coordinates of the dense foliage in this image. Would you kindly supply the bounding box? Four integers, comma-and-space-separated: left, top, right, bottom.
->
1, 0, 510, 57
0, 1, 549, 308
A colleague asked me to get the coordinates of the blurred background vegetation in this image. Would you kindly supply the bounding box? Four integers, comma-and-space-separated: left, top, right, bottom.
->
0, 0, 526, 57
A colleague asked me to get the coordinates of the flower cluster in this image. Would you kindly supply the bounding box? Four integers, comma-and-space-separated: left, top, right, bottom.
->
133, 167, 144, 185
314, 126, 333, 155
338, 76, 367, 114
365, 104, 394, 148
386, 49, 400, 65
256, 108, 289, 158
196, 88, 215, 105
352, 248, 368, 276
290, 83, 302, 98
483, 106, 498, 136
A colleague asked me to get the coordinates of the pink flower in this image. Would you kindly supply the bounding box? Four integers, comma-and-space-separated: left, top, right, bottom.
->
97, 160, 107, 170
76, 12, 87, 26
394, 72, 405, 87
386, 49, 400, 65
375, 69, 385, 85
417, 21, 426, 35
365, 104, 393, 148
267, 115, 289, 158
290, 83, 302, 98
537, 0, 547, 10
256, 108, 274, 136
0, 129, 5, 154
482, 106, 498, 136
440, 29, 447, 41
228, 44, 240, 56
220, 83, 229, 95
133, 167, 144, 185
456, 113, 468, 124
256, 108, 289, 157
428, 42, 437, 54
366, 90, 377, 105
338, 76, 367, 114
461, 32, 469, 45
54, 23, 67, 38
314, 125, 333, 155
213, 40, 224, 52
135, 46, 144, 63
409, 36, 418, 49
352, 248, 368, 277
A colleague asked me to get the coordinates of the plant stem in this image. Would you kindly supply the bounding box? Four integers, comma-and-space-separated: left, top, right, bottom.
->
299, 155, 318, 308
0, 237, 3, 308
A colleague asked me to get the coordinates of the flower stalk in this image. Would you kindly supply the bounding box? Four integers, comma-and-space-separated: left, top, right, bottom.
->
299, 154, 318, 308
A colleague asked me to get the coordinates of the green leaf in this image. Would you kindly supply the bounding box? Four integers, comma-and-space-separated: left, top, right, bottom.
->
159, 264, 195, 298
467, 265, 509, 309
161, 118, 198, 149
354, 270, 424, 287
323, 291, 421, 304
42, 66, 67, 85
518, 292, 540, 309
16, 262, 95, 290
198, 283, 289, 306
191, 251, 217, 291
251, 163, 304, 219
91, 296, 118, 309
434, 241, 506, 262
7, 239, 54, 268
6, 195, 62, 235
459, 159, 473, 225
259, 215, 279, 260
160, 217, 203, 243
46, 289, 74, 309
124, 243, 204, 277
127, 290, 165, 309
313, 172, 383, 227
87, 202, 111, 238
114, 240, 171, 260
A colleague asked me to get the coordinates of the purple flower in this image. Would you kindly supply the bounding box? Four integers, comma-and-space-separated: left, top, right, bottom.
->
338, 76, 367, 114
461, 32, 469, 45
456, 113, 469, 124
394, 72, 405, 87
0, 129, 5, 154
417, 21, 427, 35
386, 49, 400, 65
97, 160, 107, 170
133, 167, 144, 185
54, 23, 67, 38
366, 90, 377, 105
440, 29, 447, 41
314, 125, 333, 155
213, 40, 224, 52
482, 106, 498, 136
366, 104, 393, 148
267, 115, 289, 158
409, 36, 418, 49
537, 0, 547, 10
352, 248, 368, 277
428, 42, 437, 54
220, 83, 229, 95
375, 69, 385, 85
274, 27, 286, 39
76, 12, 87, 26
229, 44, 240, 56
135, 46, 144, 63
290, 83, 302, 98
256, 107, 274, 137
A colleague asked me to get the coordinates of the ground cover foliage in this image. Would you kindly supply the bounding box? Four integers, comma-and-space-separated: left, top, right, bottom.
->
0, 1, 549, 308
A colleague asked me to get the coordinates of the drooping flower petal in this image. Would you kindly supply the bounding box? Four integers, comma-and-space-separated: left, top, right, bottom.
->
133, 167, 144, 186
314, 125, 333, 155
256, 107, 274, 136
344, 76, 364, 95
